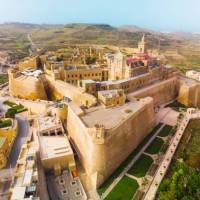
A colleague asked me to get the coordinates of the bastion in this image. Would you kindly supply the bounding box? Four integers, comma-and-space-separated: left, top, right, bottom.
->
67, 97, 155, 188
8, 69, 47, 101
178, 76, 200, 107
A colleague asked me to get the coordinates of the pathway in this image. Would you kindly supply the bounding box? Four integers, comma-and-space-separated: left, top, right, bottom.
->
143, 108, 196, 200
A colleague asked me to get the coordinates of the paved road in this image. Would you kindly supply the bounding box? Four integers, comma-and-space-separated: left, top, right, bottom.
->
0, 112, 29, 193
27, 33, 38, 55
6, 114, 29, 168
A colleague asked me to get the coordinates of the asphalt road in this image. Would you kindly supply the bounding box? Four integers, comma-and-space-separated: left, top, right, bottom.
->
6, 114, 29, 168
0, 113, 29, 194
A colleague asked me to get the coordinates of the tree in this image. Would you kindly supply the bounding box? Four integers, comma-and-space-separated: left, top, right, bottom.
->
157, 162, 200, 200
85, 56, 96, 65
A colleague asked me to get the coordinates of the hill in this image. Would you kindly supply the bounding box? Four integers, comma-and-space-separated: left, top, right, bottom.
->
1, 22, 200, 73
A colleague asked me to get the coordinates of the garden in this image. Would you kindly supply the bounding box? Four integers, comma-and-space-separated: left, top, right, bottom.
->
145, 137, 164, 154
3, 100, 27, 118
105, 176, 139, 200
127, 154, 154, 178
157, 119, 200, 200
0, 119, 12, 128
97, 123, 163, 195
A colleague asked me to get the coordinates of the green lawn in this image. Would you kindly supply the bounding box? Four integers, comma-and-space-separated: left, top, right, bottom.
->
128, 154, 154, 178
97, 123, 162, 195
105, 176, 139, 200
145, 137, 164, 154
0, 119, 12, 128
3, 100, 18, 107
4, 100, 27, 118
158, 125, 173, 137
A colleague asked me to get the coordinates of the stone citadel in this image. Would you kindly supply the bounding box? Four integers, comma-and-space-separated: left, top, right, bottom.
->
7, 36, 200, 188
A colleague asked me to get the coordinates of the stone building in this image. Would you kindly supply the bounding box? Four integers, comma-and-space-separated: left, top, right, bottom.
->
98, 89, 126, 108
10, 137, 39, 200
107, 35, 161, 80
44, 61, 109, 85
37, 116, 64, 136
39, 136, 76, 176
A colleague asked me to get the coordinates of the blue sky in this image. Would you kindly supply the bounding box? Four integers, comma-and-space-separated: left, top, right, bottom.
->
0, 0, 200, 32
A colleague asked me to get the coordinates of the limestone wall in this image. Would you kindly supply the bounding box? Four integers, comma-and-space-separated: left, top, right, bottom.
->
17, 56, 40, 70
127, 77, 179, 106
0, 119, 18, 146
12, 99, 52, 115
8, 70, 47, 101
45, 75, 97, 107
177, 77, 200, 107
67, 98, 155, 188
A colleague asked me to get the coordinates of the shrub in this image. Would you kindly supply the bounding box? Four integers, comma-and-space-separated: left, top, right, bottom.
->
0, 119, 12, 128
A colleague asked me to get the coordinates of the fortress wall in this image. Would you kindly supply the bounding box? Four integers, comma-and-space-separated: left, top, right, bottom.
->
67, 98, 155, 188
17, 57, 40, 70
177, 78, 200, 107
45, 75, 97, 107
127, 77, 179, 106
94, 97, 155, 187
12, 99, 52, 115
67, 103, 95, 173
9, 72, 47, 101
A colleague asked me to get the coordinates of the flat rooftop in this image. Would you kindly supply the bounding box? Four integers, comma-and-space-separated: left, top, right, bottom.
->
81, 98, 152, 129
39, 136, 73, 160
38, 116, 63, 133
98, 89, 122, 98
180, 76, 199, 86
21, 69, 43, 78
47, 170, 87, 200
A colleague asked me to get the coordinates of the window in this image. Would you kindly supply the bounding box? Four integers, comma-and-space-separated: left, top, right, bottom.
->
62, 190, 67, 195
75, 191, 81, 196
71, 181, 76, 186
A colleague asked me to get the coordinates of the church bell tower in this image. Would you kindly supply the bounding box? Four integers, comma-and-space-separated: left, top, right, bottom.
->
138, 34, 146, 54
